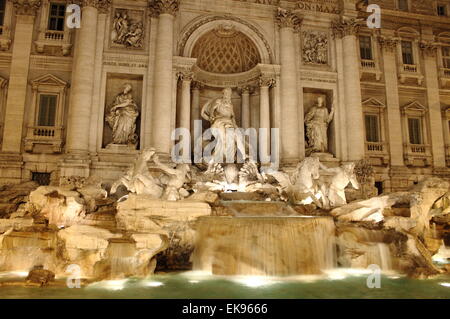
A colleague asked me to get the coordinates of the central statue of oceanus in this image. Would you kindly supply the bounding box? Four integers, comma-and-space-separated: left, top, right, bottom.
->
201, 87, 246, 163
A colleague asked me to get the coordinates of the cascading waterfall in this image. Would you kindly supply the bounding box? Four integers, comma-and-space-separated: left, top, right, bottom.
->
192, 216, 337, 276
0, 231, 57, 272
336, 226, 394, 270
104, 240, 137, 279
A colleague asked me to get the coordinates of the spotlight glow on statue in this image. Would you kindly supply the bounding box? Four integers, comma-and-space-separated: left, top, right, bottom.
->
106, 83, 139, 147
200, 87, 246, 163
305, 96, 335, 154
170, 87, 280, 169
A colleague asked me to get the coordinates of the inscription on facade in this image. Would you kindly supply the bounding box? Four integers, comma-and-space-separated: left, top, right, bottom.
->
103, 61, 147, 68
296, 0, 340, 14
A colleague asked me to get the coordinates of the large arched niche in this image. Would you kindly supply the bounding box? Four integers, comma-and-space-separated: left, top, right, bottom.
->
178, 14, 274, 66
192, 26, 261, 74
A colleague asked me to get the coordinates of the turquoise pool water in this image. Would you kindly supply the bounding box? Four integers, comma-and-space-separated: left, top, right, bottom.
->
0, 270, 449, 299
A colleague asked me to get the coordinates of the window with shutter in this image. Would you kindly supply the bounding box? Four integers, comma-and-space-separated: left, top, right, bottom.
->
365, 114, 380, 142
401, 41, 414, 65
359, 36, 373, 60
443, 46, 450, 69
48, 3, 66, 31
408, 118, 422, 145
437, 4, 447, 16
398, 0, 409, 11
0, 0, 5, 27
38, 95, 57, 127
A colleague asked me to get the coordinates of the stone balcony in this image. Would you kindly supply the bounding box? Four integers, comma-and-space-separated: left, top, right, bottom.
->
365, 141, 389, 165
398, 64, 424, 85
34, 30, 72, 56
403, 143, 432, 166
360, 59, 381, 81
24, 126, 64, 153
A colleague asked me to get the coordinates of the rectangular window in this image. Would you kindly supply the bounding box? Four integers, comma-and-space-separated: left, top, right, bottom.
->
443, 46, 450, 69
359, 36, 373, 60
32, 172, 51, 186
398, 0, 409, 11
365, 114, 380, 142
38, 95, 57, 127
0, 0, 6, 27
437, 4, 447, 16
408, 117, 422, 145
401, 41, 414, 65
48, 3, 66, 31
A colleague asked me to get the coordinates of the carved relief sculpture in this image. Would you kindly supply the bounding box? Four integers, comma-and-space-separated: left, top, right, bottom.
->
106, 83, 139, 147
303, 30, 328, 64
111, 9, 144, 48
305, 96, 334, 154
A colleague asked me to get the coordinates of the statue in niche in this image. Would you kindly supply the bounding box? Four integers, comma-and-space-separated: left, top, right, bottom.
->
111, 10, 144, 48
305, 96, 335, 154
106, 83, 139, 147
201, 88, 246, 163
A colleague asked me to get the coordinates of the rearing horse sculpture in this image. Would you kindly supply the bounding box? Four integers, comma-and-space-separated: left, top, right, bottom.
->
268, 157, 324, 205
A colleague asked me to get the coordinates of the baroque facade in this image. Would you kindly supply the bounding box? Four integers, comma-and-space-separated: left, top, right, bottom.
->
0, 0, 449, 192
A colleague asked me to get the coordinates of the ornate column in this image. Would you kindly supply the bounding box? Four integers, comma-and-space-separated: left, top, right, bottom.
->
420, 40, 446, 169
190, 81, 202, 129
1, 0, 40, 153
66, 0, 110, 157
89, 9, 108, 154
144, 15, 159, 148
259, 76, 275, 162
332, 17, 365, 161
177, 71, 194, 132
238, 86, 251, 129
150, 0, 179, 155
250, 90, 259, 130
276, 8, 302, 164
378, 36, 404, 167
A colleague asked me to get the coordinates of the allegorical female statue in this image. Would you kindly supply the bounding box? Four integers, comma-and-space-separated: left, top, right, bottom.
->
305, 96, 335, 153
106, 83, 139, 146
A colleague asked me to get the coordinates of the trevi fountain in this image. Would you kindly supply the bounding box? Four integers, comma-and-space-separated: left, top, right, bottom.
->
0, 88, 449, 299
0, 0, 449, 299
